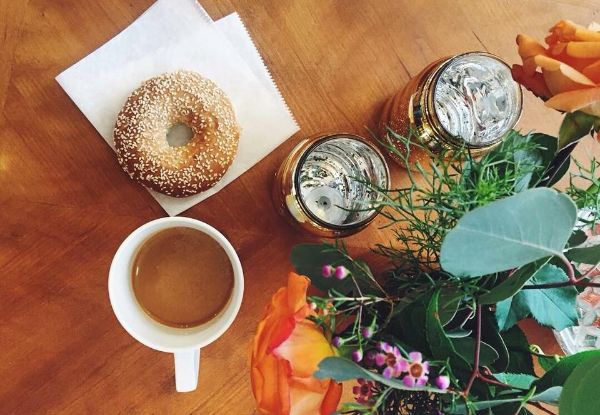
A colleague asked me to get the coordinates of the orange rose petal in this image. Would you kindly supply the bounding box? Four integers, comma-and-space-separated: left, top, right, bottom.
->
547, 20, 600, 43
511, 64, 551, 100
321, 382, 343, 415
534, 55, 596, 95
516, 34, 547, 62
273, 320, 335, 378
286, 273, 311, 318
545, 86, 600, 116
288, 385, 329, 415
583, 60, 600, 83
567, 42, 600, 58
253, 356, 291, 414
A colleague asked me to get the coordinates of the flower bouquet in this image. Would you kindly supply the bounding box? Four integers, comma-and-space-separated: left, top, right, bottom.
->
251, 20, 600, 415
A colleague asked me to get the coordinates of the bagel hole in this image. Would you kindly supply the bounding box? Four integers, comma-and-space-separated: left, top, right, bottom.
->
166, 123, 194, 147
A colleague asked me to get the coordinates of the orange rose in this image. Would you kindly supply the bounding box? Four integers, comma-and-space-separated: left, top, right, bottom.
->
250, 273, 342, 415
512, 20, 600, 116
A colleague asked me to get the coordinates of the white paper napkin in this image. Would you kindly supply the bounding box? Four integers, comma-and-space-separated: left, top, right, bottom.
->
56, 0, 299, 216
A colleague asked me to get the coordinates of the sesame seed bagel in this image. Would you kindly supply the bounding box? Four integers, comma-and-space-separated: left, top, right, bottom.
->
114, 71, 240, 197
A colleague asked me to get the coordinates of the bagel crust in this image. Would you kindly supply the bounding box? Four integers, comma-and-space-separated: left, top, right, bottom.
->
114, 71, 240, 197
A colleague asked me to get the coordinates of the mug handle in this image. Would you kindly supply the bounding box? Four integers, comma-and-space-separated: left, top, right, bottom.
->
174, 349, 200, 392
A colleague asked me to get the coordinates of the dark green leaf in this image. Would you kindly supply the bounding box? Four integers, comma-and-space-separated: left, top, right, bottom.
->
447, 387, 561, 413
453, 338, 499, 366
566, 244, 600, 265
479, 259, 551, 305
440, 188, 577, 277
502, 325, 535, 375
493, 373, 537, 389
291, 244, 354, 293
558, 111, 596, 148
535, 349, 600, 392
538, 354, 561, 372
544, 148, 571, 187
291, 244, 382, 295
568, 229, 588, 247
527, 133, 559, 187
482, 311, 510, 373
496, 265, 577, 331
389, 291, 431, 355
314, 357, 446, 393
439, 287, 463, 326
425, 290, 471, 371
559, 354, 600, 415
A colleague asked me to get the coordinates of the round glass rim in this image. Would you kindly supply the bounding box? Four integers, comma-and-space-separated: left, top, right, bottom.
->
428, 51, 524, 149
292, 134, 390, 230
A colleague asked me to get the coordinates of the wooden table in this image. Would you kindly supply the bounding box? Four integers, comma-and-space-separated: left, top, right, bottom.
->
1, 0, 597, 413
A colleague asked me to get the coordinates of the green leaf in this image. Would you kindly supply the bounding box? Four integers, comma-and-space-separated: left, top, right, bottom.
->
502, 325, 535, 375
527, 133, 559, 186
566, 244, 600, 265
425, 290, 471, 371
479, 259, 551, 304
453, 338, 499, 366
440, 188, 577, 277
559, 354, 600, 415
291, 244, 382, 295
439, 287, 463, 326
389, 291, 431, 355
568, 229, 588, 247
446, 387, 562, 413
290, 244, 354, 293
558, 111, 596, 148
482, 311, 510, 373
538, 354, 562, 372
493, 373, 537, 389
495, 265, 577, 331
535, 349, 600, 392
314, 356, 447, 393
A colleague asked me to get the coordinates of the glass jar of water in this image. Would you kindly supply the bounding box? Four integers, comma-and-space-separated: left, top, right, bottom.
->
379, 52, 522, 169
272, 133, 390, 237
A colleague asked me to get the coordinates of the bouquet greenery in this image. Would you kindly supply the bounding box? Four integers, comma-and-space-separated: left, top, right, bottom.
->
250, 19, 600, 415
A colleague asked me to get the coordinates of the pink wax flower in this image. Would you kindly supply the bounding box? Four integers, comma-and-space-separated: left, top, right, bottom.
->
402, 351, 430, 387
374, 342, 409, 379
435, 375, 450, 391
335, 265, 350, 280
352, 378, 375, 405
322, 264, 334, 278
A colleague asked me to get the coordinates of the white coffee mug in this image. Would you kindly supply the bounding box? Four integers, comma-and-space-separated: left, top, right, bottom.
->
108, 217, 244, 392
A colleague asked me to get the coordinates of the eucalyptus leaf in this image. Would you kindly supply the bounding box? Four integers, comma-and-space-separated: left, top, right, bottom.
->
440, 188, 577, 277
559, 354, 600, 415
495, 265, 577, 331
478, 259, 550, 305
565, 244, 600, 265
314, 356, 446, 393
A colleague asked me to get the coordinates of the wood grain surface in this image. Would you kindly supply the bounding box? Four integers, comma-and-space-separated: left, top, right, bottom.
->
1, 0, 598, 413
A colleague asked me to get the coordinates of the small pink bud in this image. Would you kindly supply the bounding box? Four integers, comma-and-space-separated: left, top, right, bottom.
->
335, 265, 349, 280
435, 375, 450, 391
361, 327, 374, 339
309, 302, 318, 310
322, 264, 334, 278
332, 337, 343, 348
352, 349, 363, 363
